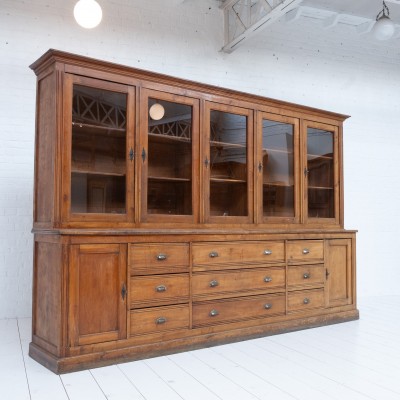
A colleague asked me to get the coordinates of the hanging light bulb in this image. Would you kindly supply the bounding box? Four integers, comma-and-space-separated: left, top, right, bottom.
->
372, 1, 395, 40
74, 0, 103, 29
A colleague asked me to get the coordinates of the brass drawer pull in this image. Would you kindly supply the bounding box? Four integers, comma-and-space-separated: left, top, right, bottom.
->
156, 253, 167, 261
264, 276, 272, 283
264, 249, 272, 255
155, 285, 167, 292
155, 317, 167, 324
264, 303, 273, 310
303, 273, 310, 279
303, 298, 310, 305
209, 309, 219, 317
209, 251, 219, 258
302, 248, 310, 255
209, 280, 219, 287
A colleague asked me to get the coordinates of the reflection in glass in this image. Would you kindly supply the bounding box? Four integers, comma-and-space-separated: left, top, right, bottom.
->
71, 85, 127, 214
262, 119, 294, 218
209, 110, 247, 217
307, 128, 334, 218
147, 98, 192, 215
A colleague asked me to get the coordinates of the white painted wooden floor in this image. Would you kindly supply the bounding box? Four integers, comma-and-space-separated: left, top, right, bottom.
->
2, 296, 400, 400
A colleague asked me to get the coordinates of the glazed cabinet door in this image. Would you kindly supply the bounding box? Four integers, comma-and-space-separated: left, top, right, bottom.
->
325, 239, 354, 308
140, 89, 199, 223
69, 243, 127, 346
302, 121, 340, 225
63, 74, 135, 224
257, 113, 300, 223
204, 102, 253, 223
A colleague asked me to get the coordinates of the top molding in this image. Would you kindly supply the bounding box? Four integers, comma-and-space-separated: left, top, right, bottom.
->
30, 49, 350, 123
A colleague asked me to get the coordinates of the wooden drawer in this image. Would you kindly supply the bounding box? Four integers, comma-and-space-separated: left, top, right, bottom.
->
287, 240, 324, 263
192, 267, 285, 300
192, 293, 285, 327
130, 304, 189, 336
130, 274, 189, 308
129, 244, 189, 275
288, 289, 325, 312
192, 241, 285, 269
288, 264, 325, 288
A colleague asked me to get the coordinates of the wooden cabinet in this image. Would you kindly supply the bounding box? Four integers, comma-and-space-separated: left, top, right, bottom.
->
29, 50, 358, 374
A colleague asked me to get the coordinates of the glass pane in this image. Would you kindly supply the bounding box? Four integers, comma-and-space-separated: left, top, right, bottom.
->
210, 110, 247, 217
71, 85, 127, 214
307, 127, 334, 218
147, 98, 192, 215
262, 119, 294, 217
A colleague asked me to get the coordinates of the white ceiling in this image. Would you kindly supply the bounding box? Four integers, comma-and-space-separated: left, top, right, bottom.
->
217, 0, 400, 52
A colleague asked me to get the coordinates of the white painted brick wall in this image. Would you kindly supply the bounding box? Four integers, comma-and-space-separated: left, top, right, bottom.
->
1, 0, 399, 317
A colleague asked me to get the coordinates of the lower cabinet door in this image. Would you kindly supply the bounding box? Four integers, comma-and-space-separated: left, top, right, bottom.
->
326, 239, 354, 307
69, 243, 127, 346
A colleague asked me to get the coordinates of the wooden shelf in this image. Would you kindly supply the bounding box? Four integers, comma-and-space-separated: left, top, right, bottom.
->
148, 132, 191, 144
72, 169, 126, 177
263, 182, 294, 188
72, 121, 125, 137
307, 153, 333, 161
210, 177, 246, 184
210, 140, 246, 149
308, 186, 333, 190
262, 147, 293, 155
148, 176, 191, 182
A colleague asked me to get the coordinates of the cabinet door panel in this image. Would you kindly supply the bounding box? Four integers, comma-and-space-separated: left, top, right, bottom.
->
204, 102, 253, 223
326, 239, 353, 307
63, 74, 135, 224
258, 113, 300, 223
69, 244, 127, 346
140, 89, 199, 223
303, 121, 340, 225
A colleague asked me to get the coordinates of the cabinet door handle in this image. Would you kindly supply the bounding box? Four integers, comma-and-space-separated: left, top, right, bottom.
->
155, 285, 167, 292
209, 280, 219, 287
326, 269, 330, 280
204, 157, 209, 168
209, 309, 219, 317
264, 276, 272, 283
155, 317, 167, 325
304, 167, 309, 177
156, 253, 167, 261
303, 273, 310, 279
129, 148, 134, 161
264, 303, 273, 310
302, 248, 310, 255
264, 249, 272, 255
303, 298, 310, 305
121, 283, 127, 301
209, 251, 219, 258
141, 148, 146, 163
258, 161, 263, 172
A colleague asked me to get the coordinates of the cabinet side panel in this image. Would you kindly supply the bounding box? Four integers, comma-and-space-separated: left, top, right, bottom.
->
32, 240, 63, 355
35, 73, 57, 224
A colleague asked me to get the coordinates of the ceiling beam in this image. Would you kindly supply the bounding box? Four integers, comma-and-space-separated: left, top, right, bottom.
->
221, 0, 303, 53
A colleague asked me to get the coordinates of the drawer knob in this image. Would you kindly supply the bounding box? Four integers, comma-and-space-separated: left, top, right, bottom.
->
209, 309, 219, 317
155, 285, 167, 292
155, 317, 167, 324
302, 248, 310, 255
209, 280, 219, 287
264, 276, 272, 283
303, 297, 310, 305
303, 273, 310, 279
156, 253, 167, 261
264, 303, 273, 310
209, 251, 219, 258
264, 249, 272, 255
